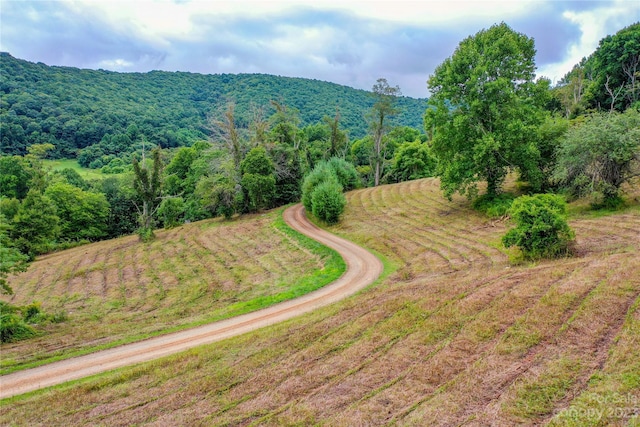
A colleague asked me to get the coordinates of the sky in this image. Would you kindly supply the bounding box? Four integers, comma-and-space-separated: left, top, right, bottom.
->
1, 0, 638, 98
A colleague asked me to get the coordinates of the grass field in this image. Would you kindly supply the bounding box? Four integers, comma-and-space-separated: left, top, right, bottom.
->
0, 209, 343, 374
2, 178, 639, 426
43, 159, 118, 180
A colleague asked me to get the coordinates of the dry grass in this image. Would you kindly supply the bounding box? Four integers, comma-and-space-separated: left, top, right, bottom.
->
0, 210, 335, 372
2, 178, 639, 426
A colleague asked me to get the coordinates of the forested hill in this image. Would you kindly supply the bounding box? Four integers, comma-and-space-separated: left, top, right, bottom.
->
0, 53, 427, 158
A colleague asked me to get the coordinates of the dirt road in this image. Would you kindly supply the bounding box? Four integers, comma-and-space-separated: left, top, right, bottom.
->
0, 204, 383, 399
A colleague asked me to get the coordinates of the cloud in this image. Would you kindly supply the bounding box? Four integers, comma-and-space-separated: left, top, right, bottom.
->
1, 0, 638, 97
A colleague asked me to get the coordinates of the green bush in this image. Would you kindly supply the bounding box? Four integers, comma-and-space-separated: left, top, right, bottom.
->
502, 194, 574, 260
326, 157, 360, 191
473, 193, 515, 218
0, 302, 40, 343
22, 302, 42, 323
301, 163, 334, 212
311, 180, 346, 224
0, 312, 36, 343
137, 226, 155, 242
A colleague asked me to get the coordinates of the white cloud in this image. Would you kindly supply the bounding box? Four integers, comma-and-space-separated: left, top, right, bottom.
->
536, 0, 640, 82
98, 58, 134, 69
2, 0, 638, 97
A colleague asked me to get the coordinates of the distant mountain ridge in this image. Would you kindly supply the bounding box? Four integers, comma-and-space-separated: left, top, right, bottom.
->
0, 52, 427, 158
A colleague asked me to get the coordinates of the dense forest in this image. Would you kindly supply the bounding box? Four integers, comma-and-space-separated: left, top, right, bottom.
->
0, 53, 426, 160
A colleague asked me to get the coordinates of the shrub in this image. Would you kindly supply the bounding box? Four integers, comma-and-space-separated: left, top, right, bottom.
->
326, 157, 360, 191
502, 194, 574, 259
553, 110, 640, 207
301, 163, 334, 212
137, 226, 155, 242
311, 180, 346, 224
473, 193, 515, 218
302, 158, 356, 224
0, 312, 36, 343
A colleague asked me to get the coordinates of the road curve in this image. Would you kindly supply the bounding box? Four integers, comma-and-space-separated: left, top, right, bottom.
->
0, 204, 383, 399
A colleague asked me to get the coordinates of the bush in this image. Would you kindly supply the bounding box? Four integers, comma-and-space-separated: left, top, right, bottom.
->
473, 193, 515, 218
241, 173, 275, 212
502, 194, 574, 260
326, 157, 360, 191
311, 180, 346, 224
302, 158, 355, 224
301, 163, 334, 212
0, 312, 36, 343
137, 226, 155, 242
553, 110, 640, 206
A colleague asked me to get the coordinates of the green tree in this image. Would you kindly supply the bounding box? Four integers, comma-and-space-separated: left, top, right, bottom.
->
132, 148, 163, 239
301, 162, 335, 212
326, 157, 359, 191
44, 182, 110, 241
240, 146, 275, 212
425, 22, 548, 199
11, 190, 60, 258
502, 194, 574, 259
269, 101, 302, 148
157, 197, 185, 228
0, 155, 32, 199
369, 78, 401, 187
55, 167, 90, 190
390, 139, 437, 182
553, 109, 640, 206
554, 62, 589, 118
0, 215, 28, 295
99, 176, 140, 238
324, 108, 348, 158
585, 23, 640, 111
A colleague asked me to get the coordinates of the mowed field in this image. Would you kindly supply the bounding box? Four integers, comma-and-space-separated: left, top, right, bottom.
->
3, 178, 640, 426
1, 210, 340, 373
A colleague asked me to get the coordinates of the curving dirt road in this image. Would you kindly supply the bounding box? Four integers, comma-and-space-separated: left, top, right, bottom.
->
0, 204, 383, 399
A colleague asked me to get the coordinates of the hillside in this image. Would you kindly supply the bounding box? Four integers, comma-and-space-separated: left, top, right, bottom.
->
0, 209, 343, 373
0, 53, 427, 158
2, 179, 639, 425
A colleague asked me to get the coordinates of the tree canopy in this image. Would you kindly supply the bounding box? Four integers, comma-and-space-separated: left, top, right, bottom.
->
0, 53, 426, 159
425, 22, 549, 199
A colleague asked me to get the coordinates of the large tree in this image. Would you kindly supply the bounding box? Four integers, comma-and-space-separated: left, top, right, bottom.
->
425, 22, 548, 199
369, 78, 401, 187
10, 189, 60, 258
44, 182, 110, 241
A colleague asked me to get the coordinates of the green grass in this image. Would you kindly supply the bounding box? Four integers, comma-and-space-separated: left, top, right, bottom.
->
43, 159, 119, 180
